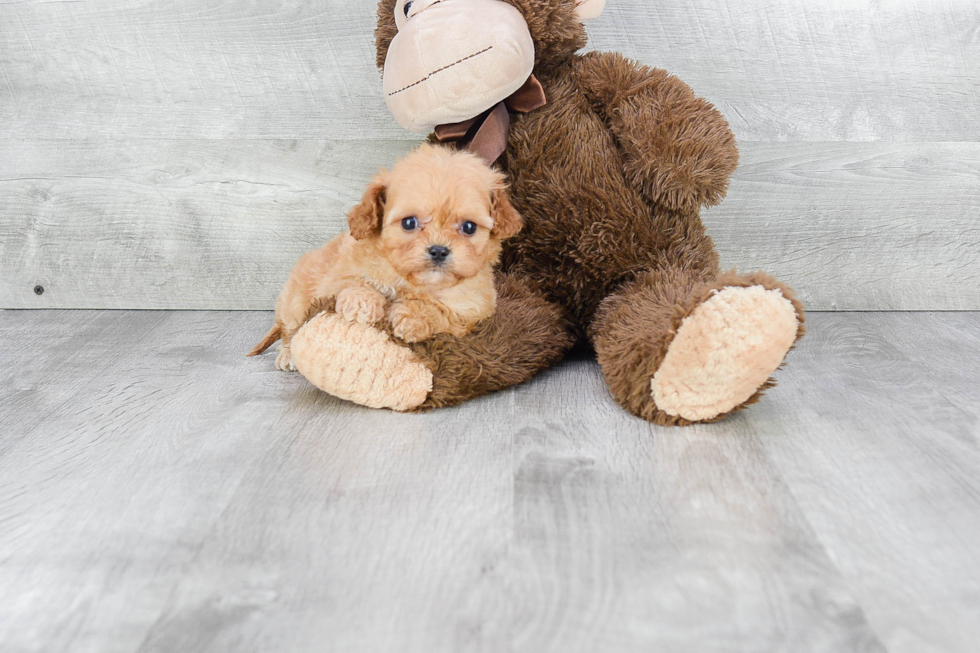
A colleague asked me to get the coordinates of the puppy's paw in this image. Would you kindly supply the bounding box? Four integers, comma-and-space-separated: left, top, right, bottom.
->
336, 287, 386, 325
389, 305, 434, 343
275, 345, 296, 372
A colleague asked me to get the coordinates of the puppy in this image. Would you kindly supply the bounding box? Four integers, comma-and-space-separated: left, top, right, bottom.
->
249, 143, 523, 371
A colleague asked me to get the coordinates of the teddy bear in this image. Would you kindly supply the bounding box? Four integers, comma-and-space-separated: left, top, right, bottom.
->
285, 0, 805, 426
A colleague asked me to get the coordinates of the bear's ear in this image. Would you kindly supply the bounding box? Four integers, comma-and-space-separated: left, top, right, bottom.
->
348, 172, 388, 240
375, 0, 399, 70
575, 0, 605, 20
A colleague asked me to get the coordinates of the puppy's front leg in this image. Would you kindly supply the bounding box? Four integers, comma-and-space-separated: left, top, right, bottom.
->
275, 335, 295, 372
389, 299, 449, 343
336, 285, 387, 325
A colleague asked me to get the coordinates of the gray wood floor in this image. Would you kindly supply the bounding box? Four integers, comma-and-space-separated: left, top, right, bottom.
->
1, 310, 978, 653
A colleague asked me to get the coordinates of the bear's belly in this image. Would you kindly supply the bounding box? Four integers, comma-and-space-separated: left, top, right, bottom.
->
496, 76, 718, 328
500, 134, 688, 326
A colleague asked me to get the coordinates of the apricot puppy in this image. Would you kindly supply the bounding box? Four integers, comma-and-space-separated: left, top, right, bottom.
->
249, 143, 523, 371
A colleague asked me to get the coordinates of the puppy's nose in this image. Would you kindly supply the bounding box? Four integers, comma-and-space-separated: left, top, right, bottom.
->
428, 245, 451, 264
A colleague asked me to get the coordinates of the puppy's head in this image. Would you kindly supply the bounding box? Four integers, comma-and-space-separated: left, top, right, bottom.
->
347, 143, 522, 288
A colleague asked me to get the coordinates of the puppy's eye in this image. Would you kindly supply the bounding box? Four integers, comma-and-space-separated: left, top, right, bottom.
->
460, 221, 478, 236
401, 216, 419, 232
403, 1, 414, 17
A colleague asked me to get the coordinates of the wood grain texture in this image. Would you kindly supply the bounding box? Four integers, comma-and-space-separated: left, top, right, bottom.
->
747, 312, 980, 653
1, 0, 977, 142
2, 0, 978, 311
2, 140, 977, 311
1, 310, 979, 652
0, 0, 401, 141
587, 0, 980, 142
0, 139, 417, 310
704, 142, 980, 311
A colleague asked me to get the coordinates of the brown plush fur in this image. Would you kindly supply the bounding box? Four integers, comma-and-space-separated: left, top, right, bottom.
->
357, 0, 805, 422
409, 271, 576, 410
591, 270, 805, 425
250, 144, 522, 369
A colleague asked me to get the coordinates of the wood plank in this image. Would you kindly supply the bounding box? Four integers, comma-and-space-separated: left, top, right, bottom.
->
135, 392, 520, 653
0, 0, 405, 142
136, 360, 888, 653
1, 311, 909, 653
0, 310, 172, 455
0, 0, 977, 142
0, 311, 339, 653
706, 142, 980, 311
2, 311, 979, 651
743, 312, 980, 653
0, 139, 417, 310
588, 0, 980, 142
497, 362, 886, 653
2, 140, 977, 311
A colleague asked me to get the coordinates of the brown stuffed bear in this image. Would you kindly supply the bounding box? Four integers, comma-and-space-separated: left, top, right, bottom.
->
287, 0, 805, 425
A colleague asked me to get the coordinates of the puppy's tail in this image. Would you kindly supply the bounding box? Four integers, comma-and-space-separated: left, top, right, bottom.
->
248, 324, 282, 357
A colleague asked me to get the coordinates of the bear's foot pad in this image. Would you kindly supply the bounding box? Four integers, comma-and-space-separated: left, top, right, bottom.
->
291, 313, 432, 411
652, 286, 799, 422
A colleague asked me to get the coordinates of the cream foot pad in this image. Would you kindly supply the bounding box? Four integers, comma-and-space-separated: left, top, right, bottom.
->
291, 313, 433, 411
652, 286, 799, 422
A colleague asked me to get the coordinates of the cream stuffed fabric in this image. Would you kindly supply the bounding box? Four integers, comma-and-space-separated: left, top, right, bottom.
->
383, 0, 607, 131
383, 0, 536, 131
574, 0, 605, 20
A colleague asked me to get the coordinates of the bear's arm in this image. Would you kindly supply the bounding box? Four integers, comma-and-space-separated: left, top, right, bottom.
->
574, 51, 739, 213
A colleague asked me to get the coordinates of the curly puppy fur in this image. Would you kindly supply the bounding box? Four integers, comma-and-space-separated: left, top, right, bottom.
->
250, 143, 522, 369
365, 0, 805, 423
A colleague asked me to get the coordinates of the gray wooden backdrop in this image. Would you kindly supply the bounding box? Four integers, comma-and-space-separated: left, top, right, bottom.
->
1, 0, 978, 311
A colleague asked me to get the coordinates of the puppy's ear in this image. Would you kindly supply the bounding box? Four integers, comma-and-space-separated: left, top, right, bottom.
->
490, 187, 523, 240
348, 172, 388, 240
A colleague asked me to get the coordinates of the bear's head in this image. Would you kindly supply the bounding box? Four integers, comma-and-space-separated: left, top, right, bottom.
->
376, 0, 605, 132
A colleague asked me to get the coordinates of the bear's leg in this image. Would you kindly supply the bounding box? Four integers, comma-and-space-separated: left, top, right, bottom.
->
290, 273, 575, 411
590, 268, 806, 425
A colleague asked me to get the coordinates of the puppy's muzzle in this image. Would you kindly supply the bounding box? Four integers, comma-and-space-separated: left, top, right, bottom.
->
427, 245, 451, 266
